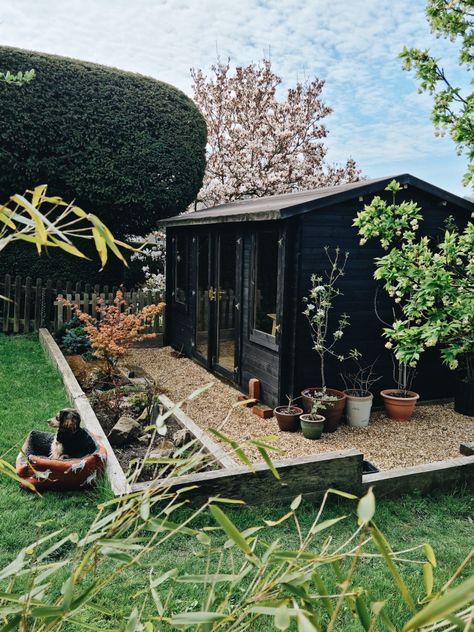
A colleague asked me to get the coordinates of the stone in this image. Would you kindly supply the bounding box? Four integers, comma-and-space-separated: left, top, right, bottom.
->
108, 416, 141, 447
148, 439, 174, 459
173, 428, 191, 447
138, 434, 152, 446
137, 408, 150, 424
460, 441, 474, 456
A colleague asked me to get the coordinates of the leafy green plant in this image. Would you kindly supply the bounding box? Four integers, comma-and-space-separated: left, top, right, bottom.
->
61, 328, 91, 355
354, 179, 474, 385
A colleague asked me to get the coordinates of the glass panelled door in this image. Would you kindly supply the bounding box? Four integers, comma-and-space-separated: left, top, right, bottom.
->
215, 233, 237, 375
196, 234, 211, 363
193, 231, 239, 380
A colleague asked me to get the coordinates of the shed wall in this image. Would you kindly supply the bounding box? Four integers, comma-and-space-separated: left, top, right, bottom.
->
293, 187, 469, 401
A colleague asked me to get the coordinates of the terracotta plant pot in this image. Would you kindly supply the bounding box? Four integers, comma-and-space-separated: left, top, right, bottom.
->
343, 390, 373, 428
274, 406, 303, 432
301, 387, 346, 433
454, 380, 474, 417
380, 389, 419, 422
300, 414, 325, 440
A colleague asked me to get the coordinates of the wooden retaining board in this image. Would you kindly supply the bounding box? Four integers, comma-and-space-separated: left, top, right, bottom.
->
131, 448, 364, 504
39, 328, 130, 496
158, 393, 238, 469
362, 455, 474, 498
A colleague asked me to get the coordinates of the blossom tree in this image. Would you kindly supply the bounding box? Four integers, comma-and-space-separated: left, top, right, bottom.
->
191, 59, 361, 208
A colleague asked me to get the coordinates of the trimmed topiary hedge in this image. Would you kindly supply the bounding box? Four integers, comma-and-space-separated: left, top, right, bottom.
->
0, 46, 207, 282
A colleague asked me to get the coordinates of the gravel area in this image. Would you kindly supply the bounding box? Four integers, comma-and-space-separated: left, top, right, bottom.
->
127, 347, 474, 471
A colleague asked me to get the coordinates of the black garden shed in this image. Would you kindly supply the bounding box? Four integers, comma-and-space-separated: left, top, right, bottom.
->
163, 174, 472, 408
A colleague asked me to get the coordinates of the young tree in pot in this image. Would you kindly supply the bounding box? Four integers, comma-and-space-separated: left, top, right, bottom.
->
354, 179, 474, 418
302, 246, 355, 432
341, 356, 381, 427
300, 398, 328, 440
273, 396, 303, 432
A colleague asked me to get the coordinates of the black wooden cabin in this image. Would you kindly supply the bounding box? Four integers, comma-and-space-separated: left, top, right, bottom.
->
163, 174, 472, 407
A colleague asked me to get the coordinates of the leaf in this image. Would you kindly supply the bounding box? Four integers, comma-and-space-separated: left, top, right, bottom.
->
327, 488, 358, 500
309, 515, 347, 536
275, 604, 291, 630
264, 512, 293, 527
124, 607, 141, 632
256, 445, 280, 480
357, 487, 376, 524
49, 236, 88, 259
423, 562, 434, 598
291, 495, 302, 511
402, 574, 474, 631
170, 611, 229, 625
209, 505, 252, 555
423, 543, 437, 567
92, 227, 107, 268
297, 612, 318, 631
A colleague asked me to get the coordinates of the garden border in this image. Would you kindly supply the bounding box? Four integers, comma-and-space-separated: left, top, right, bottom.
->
39, 329, 474, 501
39, 328, 130, 496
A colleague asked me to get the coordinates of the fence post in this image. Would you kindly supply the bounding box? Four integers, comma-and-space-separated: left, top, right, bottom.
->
13, 275, 21, 334
34, 278, 42, 331
24, 277, 32, 334
2, 274, 11, 332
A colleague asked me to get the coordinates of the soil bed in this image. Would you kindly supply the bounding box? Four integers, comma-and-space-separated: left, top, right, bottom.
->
64, 354, 213, 482
127, 347, 474, 471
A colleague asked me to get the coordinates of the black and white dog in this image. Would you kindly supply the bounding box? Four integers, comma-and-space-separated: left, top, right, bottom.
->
48, 408, 83, 460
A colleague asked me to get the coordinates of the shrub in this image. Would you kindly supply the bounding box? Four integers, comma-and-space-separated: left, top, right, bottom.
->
61, 327, 91, 355
70, 290, 165, 377
0, 46, 207, 281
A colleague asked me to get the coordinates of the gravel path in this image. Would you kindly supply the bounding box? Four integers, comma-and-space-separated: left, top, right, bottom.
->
127, 347, 474, 471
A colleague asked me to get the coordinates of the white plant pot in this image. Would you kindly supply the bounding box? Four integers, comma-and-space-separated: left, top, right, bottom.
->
343, 390, 373, 428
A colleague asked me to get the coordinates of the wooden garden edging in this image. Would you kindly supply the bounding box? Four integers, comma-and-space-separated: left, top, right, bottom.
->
130, 449, 365, 503
39, 328, 130, 496
362, 454, 474, 497
38, 328, 474, 502
158, 394, 238, 470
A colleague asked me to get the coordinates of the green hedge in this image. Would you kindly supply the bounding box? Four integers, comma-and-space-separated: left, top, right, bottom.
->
0, 46, 206, 271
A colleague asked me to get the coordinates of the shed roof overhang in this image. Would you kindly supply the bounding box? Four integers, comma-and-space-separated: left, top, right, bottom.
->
161, 174, 473, 227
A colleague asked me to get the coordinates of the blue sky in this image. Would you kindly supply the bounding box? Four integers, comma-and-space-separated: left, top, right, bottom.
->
1, 0, 470, 197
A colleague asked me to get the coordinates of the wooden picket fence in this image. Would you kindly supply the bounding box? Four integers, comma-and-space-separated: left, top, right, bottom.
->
0, 274, 165, 336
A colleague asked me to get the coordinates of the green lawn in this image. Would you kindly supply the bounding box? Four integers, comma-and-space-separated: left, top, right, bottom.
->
0, 334, 473, 630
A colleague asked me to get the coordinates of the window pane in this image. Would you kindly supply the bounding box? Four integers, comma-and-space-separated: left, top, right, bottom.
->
175, 235, 187, 304
254, 229, 279, 337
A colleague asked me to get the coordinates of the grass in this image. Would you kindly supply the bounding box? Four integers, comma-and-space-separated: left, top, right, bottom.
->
0, 333, 473, 630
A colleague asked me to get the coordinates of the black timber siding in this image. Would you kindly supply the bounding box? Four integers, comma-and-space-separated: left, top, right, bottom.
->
291, 186, 470, 402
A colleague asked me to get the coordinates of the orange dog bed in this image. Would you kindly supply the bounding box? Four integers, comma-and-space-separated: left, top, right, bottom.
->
16, 429, 107, 492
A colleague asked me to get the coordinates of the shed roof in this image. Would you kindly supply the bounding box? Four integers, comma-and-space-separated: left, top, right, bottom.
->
162, 173, 473, 227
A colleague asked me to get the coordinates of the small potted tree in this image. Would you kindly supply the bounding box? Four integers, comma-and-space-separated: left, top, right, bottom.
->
273, 396, 303, 432
341, 356, 381, 427
299, 398, 328, 440
302, 247, 356, 432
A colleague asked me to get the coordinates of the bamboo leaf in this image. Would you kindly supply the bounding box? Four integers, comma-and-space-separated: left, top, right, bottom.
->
423, 543, 437, 568
170, 611, 229, 625
402, 574, 474, 631
423, 562, 434, 598
291, 495, 302, 511
357, 487, 376, 525
309, 515, 347, 536
297, 612, 318, 631
275, 604, 291, 630
256, 445, 280, 480
209, 505, 252, 555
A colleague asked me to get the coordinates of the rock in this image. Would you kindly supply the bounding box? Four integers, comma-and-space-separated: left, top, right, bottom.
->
173, 428, 191, 447
129, 377, 149, 388
108, 416, 141, 447
148, 439, 174, 459
137, 408, 149, 424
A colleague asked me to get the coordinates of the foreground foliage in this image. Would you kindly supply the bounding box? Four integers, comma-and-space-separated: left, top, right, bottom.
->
0, 336, 473, 630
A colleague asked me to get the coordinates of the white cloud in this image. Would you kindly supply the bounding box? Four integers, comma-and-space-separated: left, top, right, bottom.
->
0, 0, 470, 195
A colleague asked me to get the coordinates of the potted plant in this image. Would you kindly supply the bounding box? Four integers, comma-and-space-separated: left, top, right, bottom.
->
341, 356, 381, 427
273, 396, 303, 432
300, 399, 326, 440
379, 355, 419, 422
302, 246, 356, 432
